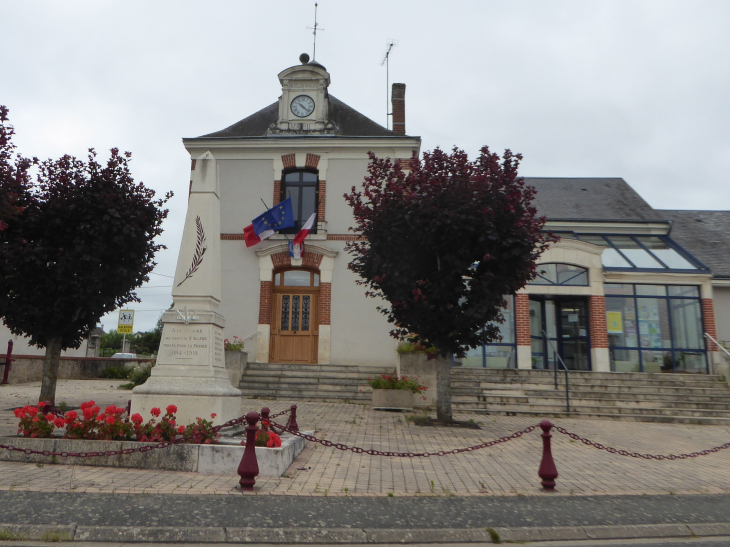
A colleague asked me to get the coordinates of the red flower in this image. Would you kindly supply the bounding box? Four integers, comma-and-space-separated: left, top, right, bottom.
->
131, 413, 143, 425
166, 404, 177, 415
105, 416, 116, 425
32, 417, 39, 423
82, 408, 94, 420
26, 407, 38, 417
54, 418, 65, 428
150, 408, 161, 417
105, 406, 117, 415
210, 413, 217, 419
177, 425, 185, 434
45, 413, 55, 422
65, 410, 78, 421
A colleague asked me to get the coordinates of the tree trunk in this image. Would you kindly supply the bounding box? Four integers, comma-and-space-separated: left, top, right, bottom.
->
39, 336, 62, 406
435, 354, 453, 424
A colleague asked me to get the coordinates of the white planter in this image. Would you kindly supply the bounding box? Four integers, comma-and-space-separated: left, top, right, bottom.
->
372, 389, 414, 410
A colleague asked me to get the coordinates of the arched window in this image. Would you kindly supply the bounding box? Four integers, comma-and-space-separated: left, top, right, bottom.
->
530, 263, 588, 286
280, 170, 318, 234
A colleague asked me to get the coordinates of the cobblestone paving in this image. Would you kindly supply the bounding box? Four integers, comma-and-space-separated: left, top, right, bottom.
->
1, 380, 730, 497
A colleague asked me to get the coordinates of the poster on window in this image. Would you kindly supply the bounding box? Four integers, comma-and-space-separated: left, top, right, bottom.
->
607, 311, 623, 333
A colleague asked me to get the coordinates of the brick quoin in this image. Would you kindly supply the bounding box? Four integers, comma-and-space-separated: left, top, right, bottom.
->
319, 283, 331, 325
589, 295, 609, 349
281, 154, 296, 170
273, 180, 281, 206
317, 180, 326, 222
515, 293, 531, 346
191, 159, 196, 171
258, 281, 273, 324
703, 298, 718, 351
305, 153, 320, 169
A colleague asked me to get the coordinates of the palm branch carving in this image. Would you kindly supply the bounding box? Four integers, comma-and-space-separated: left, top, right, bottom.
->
176, 216, 207, 287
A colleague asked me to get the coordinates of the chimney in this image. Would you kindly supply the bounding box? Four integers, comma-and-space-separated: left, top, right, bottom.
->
391, 83, 406, 135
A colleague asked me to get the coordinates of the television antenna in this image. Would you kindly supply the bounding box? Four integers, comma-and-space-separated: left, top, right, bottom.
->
307, 3, 324, 61
381, 40, 398, 129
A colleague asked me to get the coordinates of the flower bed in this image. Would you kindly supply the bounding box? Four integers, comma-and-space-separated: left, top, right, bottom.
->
14, 401, 218, 444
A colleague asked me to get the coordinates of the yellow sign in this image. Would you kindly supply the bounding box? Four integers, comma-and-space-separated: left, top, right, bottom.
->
606, 311, 622, 334
118, 310, 135, 334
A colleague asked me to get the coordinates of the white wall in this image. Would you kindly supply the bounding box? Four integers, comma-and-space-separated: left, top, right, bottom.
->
324, 158, 370, 234
713, 286, 730, 345
0, 322, 88, 357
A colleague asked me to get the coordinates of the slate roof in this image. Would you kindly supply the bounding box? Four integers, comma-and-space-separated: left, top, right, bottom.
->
524, 177, 664, 222
194, 95, 403, 139
657, 210, 730, 278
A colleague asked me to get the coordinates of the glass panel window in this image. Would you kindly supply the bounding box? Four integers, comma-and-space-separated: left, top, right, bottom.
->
577, 234, 609, 247
642, 350, 674, 373
533, 264, 557, 285
607, 236, 664, 268
302, 296, 310, 331
668, 285, 700, 298
636, 298, 671, 350
283, 270, 311, 286
606, 297, 638, 348
557, 264, 588, 285
314, 273, 320, 287
275, 273, 281, 285
459, 346, 483, 368
487, 295, 515, 344
292, 296, 300, 331
280, 296, 290, 331
605, 284, 634, 295
670, 299, 704, 350
635, 237, 696, 270
636, 285, 667, 297
282, 170, 318, 233
610, 349, 640, 372
602, 248, 633, 268
675, 352, 706, 373
485, 345, 516, 368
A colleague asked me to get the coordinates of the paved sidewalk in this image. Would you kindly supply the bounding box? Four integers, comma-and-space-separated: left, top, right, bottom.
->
1, 380, 730, 497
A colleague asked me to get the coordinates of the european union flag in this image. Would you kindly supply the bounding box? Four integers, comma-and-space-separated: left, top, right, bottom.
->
252, 197, 295, 236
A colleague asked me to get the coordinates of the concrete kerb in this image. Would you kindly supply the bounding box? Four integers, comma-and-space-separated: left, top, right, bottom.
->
1, 522, 729, 543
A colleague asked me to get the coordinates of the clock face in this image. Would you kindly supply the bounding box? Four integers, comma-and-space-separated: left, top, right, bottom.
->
291, 95, 315, 118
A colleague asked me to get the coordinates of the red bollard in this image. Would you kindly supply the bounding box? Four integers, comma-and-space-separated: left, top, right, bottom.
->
287, 404, 299, 433
260, 407, 270, 431
1, 340, 14, 385
538, 419, 558, 491
237, 411, 260, 491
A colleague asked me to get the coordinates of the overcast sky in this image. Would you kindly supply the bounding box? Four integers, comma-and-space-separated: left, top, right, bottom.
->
2, 0, 729, 332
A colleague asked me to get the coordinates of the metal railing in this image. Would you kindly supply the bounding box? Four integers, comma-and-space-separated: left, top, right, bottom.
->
542, 331, 571, 413
705, 332, 730, 376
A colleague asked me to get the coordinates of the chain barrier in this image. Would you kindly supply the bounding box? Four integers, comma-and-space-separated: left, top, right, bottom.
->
553, 425, 730, 460
268, 419, 540, 457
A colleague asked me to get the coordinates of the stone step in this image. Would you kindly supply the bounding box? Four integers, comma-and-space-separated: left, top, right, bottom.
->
449, 375, 723, 388
451, 408, 730, 426
450, 369, 720, 381
451, 384, 730, 396
451, 401, 730, 418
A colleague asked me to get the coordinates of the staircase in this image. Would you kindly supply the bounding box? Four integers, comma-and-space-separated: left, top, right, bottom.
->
239, 362, 394, 402
451, 368, 730, 425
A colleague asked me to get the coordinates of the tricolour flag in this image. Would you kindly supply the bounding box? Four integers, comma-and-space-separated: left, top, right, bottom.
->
242, 197, 295, 248
293, 212, 316, 245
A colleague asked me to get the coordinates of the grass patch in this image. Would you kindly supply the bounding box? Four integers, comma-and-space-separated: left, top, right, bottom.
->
485, 527, 501, 544
0, 529, 23, 541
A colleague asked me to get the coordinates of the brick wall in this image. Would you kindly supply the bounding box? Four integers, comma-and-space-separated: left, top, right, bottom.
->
703, 298, 718, 351
271, 251, 291, 270
391, 83, 406, 135
589, 295, 609, 349
303, 251, 323, 269
515, 293, 531, 346
258, 281, 273, 324
319, 282, 331, 325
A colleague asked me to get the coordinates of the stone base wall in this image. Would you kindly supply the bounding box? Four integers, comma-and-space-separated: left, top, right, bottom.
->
0, 355, 154, 385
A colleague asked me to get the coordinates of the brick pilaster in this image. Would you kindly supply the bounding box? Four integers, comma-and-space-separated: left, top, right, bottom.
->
319, 282, 331, 325
703, 298, 718, 351
258, 281, 273, 325
515, 293, 531, 346
589, 295, 609, 349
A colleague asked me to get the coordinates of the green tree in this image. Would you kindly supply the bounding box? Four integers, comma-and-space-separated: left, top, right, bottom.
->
345, 146, 554, 423
0, 107, 172, 405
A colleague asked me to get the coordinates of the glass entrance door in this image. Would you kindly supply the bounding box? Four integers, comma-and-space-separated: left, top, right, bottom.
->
530, 297, 591, 370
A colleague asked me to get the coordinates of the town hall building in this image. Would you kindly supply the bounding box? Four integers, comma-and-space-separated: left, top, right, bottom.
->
180, 54, 729, 377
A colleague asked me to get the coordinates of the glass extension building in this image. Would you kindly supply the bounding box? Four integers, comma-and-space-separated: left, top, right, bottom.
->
455, 177, 730, 374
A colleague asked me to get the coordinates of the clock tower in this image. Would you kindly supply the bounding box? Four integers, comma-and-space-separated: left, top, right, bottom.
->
268, 53, 336, 135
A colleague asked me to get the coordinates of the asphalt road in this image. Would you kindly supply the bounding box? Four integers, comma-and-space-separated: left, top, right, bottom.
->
1, 492, 730, 529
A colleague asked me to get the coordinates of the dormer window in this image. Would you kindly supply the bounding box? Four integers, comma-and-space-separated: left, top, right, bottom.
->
280, 170, 318, 234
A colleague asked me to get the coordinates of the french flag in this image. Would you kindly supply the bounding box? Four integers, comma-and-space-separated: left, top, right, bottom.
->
293, 212, 316, 245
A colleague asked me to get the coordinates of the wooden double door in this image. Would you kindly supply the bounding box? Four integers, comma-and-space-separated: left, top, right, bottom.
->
270, 270, 320, 364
